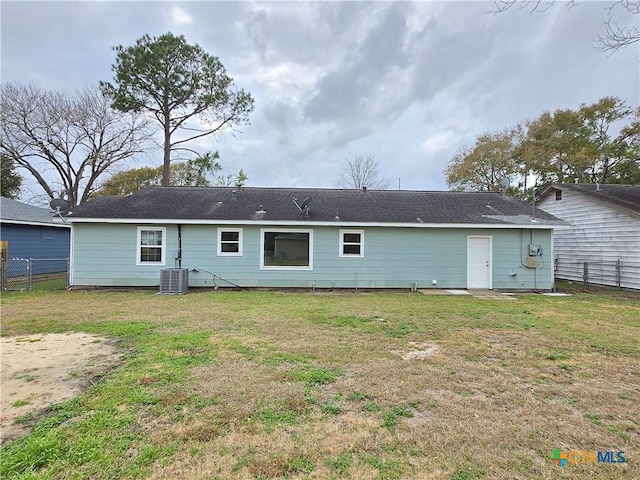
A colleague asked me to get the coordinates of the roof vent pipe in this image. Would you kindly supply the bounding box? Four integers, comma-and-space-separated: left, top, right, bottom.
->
231, 190, 238, 200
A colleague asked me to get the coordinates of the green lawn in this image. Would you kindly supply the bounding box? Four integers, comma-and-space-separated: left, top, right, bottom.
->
1, 285, 638, 479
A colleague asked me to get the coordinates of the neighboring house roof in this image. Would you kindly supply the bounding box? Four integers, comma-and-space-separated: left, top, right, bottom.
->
67, 187, 565, 227
538, 184, 640, 218
0, 196, 69, 228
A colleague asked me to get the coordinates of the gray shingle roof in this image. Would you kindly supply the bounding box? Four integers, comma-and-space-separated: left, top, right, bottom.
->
67, 187, 565, 226
0, 196, 67, 226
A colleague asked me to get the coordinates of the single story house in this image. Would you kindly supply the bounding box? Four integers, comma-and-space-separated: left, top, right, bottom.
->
65, 187, 566, 291
537, 183, 640, 290
0, 196, 71, 274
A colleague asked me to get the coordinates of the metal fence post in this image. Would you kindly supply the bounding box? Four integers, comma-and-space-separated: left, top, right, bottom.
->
28, 258, 33, 291
553, 257, 638, 290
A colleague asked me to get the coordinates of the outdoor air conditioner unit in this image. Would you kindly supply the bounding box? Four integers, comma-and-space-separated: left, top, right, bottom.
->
159, 268, 189, 294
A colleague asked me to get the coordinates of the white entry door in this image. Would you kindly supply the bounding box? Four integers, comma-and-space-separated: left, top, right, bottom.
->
467, 236, 492, 289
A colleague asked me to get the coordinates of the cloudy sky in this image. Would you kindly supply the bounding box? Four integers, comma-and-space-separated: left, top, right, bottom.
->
2, 1, 638, 202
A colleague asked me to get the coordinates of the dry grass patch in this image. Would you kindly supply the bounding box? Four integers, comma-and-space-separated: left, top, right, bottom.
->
393, 341, 440, 360
1, 288, 638, 479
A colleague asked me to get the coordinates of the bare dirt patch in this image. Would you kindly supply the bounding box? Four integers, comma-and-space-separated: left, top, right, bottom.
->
1, 332, 123, 443
393, 341, 440, 360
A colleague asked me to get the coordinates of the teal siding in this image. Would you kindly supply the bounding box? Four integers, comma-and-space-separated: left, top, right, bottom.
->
71, 224, 178, 286
490, 229, 552, 290
71, 223, 553, 290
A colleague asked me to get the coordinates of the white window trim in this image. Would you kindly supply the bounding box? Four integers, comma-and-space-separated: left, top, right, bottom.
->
136, 226, 166, 266
260, 228, 313, 270
339, 229, 364, 257
217, 228, 243, 256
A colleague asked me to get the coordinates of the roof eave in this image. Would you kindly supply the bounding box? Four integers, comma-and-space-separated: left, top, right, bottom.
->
1, 219, 71, 228
65, 217, 565, 229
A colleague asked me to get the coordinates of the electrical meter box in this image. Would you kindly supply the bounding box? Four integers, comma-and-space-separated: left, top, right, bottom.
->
528, 244, 543, 256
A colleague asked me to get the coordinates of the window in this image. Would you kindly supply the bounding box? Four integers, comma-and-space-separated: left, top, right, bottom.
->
218, 228, 243, 256
340, 230, 364, 257
261, 229, 312, 270
137, 227, 165, 265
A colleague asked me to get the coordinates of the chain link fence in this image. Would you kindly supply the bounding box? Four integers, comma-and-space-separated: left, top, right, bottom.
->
1, 258, 69, 291
1, 258, 31, 291
554, 258, 640, 290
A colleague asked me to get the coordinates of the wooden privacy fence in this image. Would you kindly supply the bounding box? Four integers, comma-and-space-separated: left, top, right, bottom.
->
554, 258, 640, 290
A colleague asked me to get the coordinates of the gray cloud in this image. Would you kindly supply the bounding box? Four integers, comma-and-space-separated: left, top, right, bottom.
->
1, 1, 637, 199
304, 4, 411, 125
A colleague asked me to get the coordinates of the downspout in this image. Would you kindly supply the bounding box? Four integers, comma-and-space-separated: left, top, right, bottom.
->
68, 224, 75, 289
176, 225, 182, 268
520, 229, 530, 268
528, 229, 538, 292
532, 230, 537, 292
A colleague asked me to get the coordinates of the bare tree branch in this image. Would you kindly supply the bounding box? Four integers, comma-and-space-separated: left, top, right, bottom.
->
1, 83, 156, 206
597, 17, 640, 52
336, 153, 392, 190
491, 0, 570, 14
492, 0, 639, 52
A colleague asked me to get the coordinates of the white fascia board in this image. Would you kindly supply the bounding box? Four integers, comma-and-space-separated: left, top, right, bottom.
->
68, 226, 75, 286
66, 217, 565, 229
1, 219, 71, 228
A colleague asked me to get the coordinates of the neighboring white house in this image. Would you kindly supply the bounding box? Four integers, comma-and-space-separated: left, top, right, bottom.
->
537, 184, 640, 290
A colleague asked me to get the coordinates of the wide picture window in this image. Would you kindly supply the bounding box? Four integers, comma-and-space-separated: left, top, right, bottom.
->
262, 230, 312, 269
137, 227, 165, 265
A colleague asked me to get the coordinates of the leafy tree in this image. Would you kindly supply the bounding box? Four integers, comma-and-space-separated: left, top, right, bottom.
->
94, 151, 248, 196
522, 97, 639, 185
214, 168, 248, 187
100, 33, 254, 186
521, 109, 593, 185
0, 83, 153, 206
171, 152, 221, 187
492, 0, 640, 52
579, 97, 639, 183
445, 129, 522, 194
445, 96, 640, 194
609, 111, 640, 183
0, 154, 22, 199
336, 153, 391, 190
93, 166, 162, 197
